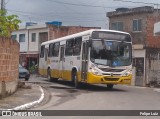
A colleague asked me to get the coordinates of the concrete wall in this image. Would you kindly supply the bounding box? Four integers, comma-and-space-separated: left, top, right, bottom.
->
146, 48, 160, 86
0, 37, 19, 98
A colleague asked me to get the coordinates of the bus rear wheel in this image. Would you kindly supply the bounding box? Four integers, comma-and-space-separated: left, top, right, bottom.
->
72, 71, 80, 89
47, 69, 58, 82
47, 69, 52, 82
106, 84, 114, 90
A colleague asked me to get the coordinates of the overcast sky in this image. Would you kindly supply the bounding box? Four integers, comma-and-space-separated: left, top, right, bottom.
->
5, 0, 160, 28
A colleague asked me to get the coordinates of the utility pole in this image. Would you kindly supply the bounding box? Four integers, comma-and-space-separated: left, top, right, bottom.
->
0, 0, 5, 33
1, 0, 5, 10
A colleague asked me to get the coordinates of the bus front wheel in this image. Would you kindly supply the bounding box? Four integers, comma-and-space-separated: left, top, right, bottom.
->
106, 84, 114, 90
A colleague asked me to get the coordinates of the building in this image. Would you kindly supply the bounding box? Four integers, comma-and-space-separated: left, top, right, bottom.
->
12, 24, 48, 69
12, 22, 100, 70
107, 6, 160, 86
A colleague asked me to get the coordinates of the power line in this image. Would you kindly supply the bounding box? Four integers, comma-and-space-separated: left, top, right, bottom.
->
114, 0, 160, 5
7, 10, 106, 22
46, 0, 124, 9
7, 9, 106, 19
7, 9, 105, 16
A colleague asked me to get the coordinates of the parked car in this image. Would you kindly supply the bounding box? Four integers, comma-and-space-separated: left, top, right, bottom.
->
19, 64, 30, 81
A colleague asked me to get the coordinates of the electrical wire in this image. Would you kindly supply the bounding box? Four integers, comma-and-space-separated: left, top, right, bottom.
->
114, 0, 160, 5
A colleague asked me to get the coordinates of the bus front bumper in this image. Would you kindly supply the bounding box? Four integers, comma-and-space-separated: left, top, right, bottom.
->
87, 73, 131, 85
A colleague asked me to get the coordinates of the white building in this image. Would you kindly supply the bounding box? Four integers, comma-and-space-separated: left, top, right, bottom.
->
12, 24, 49, 69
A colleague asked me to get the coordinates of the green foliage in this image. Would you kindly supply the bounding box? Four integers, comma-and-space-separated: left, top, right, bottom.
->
29, 65, 38, 74
0, 10, 21, 37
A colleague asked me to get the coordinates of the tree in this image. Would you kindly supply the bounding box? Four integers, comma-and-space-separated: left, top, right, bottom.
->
0, 10, 21, 37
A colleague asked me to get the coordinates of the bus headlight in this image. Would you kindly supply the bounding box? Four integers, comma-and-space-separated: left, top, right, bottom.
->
91, 68, 101, 75
89, 64, 102, 75
121, 70, 132, 77
90, 64, 102, 75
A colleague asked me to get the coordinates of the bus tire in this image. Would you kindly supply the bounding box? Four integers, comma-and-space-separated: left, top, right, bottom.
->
25, 77, 29, 81
52, 77, 58, 82
106, 84, 114, 90
47, 69, 58, 82
47, 69, 52, 82
72, 71, 80, 89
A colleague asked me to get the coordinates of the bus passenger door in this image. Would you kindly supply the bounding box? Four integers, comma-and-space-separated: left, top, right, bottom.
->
44, 48, 48, 76
81, 41, 88, 81
59, 45, 65, 78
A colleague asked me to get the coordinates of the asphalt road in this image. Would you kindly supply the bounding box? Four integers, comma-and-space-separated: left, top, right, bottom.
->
27, 75, 160, 119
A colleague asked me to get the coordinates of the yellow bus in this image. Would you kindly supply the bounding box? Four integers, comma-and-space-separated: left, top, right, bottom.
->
39, 29, 132, 89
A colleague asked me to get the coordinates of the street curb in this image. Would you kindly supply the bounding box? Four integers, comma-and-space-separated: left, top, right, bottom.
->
124, 85, 146, 88
154, 88, 160, 93
5, 85, 44, 111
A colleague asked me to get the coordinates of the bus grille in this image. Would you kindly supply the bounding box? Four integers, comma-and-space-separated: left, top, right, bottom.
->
104, 77, 119, 81
100, 68, 124, 72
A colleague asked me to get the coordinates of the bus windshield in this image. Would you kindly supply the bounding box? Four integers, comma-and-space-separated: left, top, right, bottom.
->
90, 40, 132, 67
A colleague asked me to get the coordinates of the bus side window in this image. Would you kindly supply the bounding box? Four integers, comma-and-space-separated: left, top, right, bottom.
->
52, 42, 60, 57
40, 45, 45, 58
48, 43, 53, 57
65, 39, 74, 56
73, 37, 82, 56
45, 48, 48, 61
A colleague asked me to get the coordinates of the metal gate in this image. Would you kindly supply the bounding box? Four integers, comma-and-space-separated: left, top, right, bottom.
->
133, 58, 144, 86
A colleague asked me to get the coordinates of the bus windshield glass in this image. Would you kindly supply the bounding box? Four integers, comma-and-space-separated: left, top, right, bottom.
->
90, 40, 132, 66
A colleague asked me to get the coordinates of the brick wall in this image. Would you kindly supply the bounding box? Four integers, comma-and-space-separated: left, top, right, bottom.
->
48, 25, 100, 40
108, 10, 160, 48
146, 14, 160, 48
0, 37, 19, 98
107, 7, 160, 86
108, 13, 149, 45
145, 48, 160, 86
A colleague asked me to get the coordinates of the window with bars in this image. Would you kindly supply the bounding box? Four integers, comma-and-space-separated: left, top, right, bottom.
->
11, 35, 17, 40
111, 22, 123, 31
31, 33, 36, 42
19, 34, 25, 42
133, 19, 142, 31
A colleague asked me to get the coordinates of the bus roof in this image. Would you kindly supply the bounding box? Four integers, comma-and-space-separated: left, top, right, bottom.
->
41, 29, 130, 46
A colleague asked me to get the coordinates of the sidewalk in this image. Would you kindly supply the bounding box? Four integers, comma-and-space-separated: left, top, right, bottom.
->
0, 82, 44, 110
